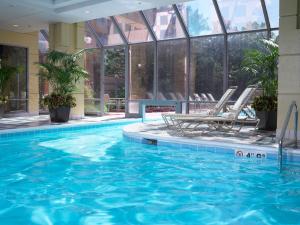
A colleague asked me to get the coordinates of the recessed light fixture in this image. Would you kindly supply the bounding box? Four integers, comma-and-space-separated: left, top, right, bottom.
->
85, 10, 90, 14
12, 24, 19, 27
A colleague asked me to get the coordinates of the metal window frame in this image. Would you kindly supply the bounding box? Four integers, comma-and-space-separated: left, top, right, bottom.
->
83, 0, 279, 117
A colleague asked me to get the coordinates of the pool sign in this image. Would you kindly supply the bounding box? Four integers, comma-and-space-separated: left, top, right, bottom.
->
235, 149, 267, 159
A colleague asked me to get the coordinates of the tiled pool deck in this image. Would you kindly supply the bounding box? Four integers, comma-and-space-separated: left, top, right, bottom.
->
0, 113, 126, 130
123, 122, 300, 161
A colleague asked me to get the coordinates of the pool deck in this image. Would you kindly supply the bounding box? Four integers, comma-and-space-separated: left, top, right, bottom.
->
123, 122, 300, 156
0, 113, 127, 130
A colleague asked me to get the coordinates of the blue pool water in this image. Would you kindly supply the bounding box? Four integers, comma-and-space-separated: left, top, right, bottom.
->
0, 122, 300, 225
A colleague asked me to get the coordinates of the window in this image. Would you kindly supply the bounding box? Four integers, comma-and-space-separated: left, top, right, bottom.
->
190, 36, 225, 101
88, 18, 124, 46
129, 43, 154, 100
115, 11, 153, 43
177, 0, 223, 36
144, 6, 185, 40
265, 0, 279, 28
160, 15, 168, 25
125, 24, 131, 32
228, 32, 268, 99
84, 49, 102, 115
84, 22, 99, 48
157, 39, 187, 100
218, 0, 266, 32
39, 31, 49, 112
104, 47, 125, 112
0, 45, 28, 113
160, 29, 167, 39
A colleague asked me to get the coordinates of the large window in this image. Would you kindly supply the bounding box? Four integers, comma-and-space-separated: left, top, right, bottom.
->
228, 32, 267, 99
177, 0, 223, 36
115, 12, 153, 43
144, 6, 185, 40
157, 39, 187, 100
265, 0, 279, 28
39, 31, 49, 113
217, 0, 266, 32
0, 45, 28, 113
84, 49, 102, 115
190, 36, 225, 100
88, 18, 124, 46
104, 47, 125, 112
129, 43, 154, 100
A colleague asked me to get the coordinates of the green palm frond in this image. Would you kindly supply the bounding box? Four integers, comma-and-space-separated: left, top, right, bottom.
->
242, 39, 278, 97
36, 50, 89, 96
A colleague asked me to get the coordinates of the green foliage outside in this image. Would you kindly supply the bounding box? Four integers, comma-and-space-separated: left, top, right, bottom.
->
0, 61, 18, 104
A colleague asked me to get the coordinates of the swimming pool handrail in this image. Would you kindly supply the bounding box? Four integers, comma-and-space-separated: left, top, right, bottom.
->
278, 101, 298, 169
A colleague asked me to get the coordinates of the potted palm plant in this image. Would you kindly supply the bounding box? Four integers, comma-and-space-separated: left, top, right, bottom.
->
0, 61, 17, 118
37, 50, 88, 122
242, 39, 279, 130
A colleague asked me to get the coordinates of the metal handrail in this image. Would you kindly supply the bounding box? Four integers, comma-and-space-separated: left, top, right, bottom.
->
278, 101, 298, 169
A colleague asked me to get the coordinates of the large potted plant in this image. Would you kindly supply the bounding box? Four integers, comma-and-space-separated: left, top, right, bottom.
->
37, 50, 88, 122
0, 62, 17, 118
242, 39, 279, 130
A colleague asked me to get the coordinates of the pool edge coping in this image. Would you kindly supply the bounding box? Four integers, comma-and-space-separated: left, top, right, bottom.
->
122, 123, 300, 159
0, 118, 141, 136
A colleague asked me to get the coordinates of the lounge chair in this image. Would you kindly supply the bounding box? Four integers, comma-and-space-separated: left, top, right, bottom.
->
168, 92, 178, 100
162, 86, 237, 127
201, 93, 209, 102
176, 92, 185, 101
207, 93, 216, 102
158, 92, 167, 100
171, 85, 259, 135
146, 92, 154, 99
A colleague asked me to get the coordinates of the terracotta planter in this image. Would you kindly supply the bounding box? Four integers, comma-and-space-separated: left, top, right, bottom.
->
256, 111, 277, 131
49, 106, 71, 123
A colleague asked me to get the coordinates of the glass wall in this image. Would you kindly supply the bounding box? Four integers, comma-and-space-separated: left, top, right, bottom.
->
228, 32, 267, 99
129, 43, 154, 100
0, 45, 28, 113
104, 47, 125, 112
190, 36, 225, 100
157, 39, 187, 100
115, 12, 153, 43
144, 6, 185, 40
177, 0, 223, 36
88, 18, 124, 46
38, 31, 49, 113
82, 0, 279, 116
84, 49, 102, 115
265, 0, 279, 28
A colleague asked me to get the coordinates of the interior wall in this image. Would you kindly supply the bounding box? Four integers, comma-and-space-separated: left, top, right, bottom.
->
0, 29, 39, 115
277, 0, 300, 138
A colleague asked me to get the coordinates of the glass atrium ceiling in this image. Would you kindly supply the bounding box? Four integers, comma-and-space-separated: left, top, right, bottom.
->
85, 0, 279, 46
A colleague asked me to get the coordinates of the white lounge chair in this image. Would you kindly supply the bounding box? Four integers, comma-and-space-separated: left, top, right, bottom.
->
171, 85, 259, 135
207, 93, 216, 102
162, 86, 237, 127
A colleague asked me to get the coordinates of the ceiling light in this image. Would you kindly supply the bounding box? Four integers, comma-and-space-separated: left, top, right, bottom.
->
85, 10, 90, 14
12, 24, 19, 27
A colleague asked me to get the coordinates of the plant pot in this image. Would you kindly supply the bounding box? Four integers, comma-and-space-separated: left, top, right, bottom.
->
0, 104, 4, 118
49, 106, 71, 123
256, 110, 277, 131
